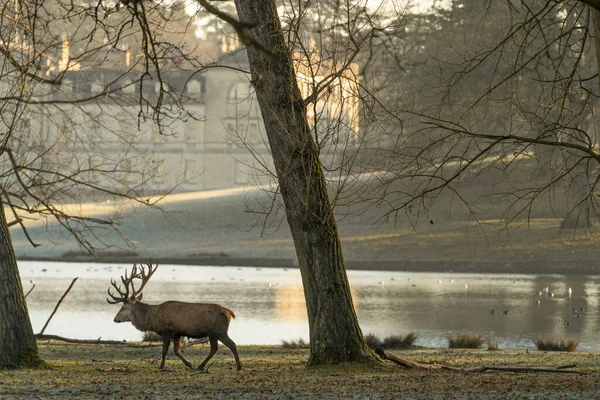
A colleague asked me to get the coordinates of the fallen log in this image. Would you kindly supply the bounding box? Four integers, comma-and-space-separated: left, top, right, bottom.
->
35, 334, 208, 347
34, 334, 151, 346
376, 349, 591, 374
441, 364, 590, 374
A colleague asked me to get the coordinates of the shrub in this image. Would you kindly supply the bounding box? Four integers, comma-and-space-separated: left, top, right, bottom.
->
142, 331, 162, 342
383, 333, 418, 349
447, 333, 485, 349
281, 338, 310, 349
486, 340, 500, 351
364, 333, 382, 349
365, 333, 418, 349
535, 337, 579, 352
62, 250, 138, 259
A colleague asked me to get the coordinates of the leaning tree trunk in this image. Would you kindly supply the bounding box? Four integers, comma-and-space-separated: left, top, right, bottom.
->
234, 0, 377, 366
0, 195, 46, 369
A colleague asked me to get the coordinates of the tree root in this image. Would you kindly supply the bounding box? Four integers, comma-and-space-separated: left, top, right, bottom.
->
374, 348, 442, 369
375, 348, 591, 374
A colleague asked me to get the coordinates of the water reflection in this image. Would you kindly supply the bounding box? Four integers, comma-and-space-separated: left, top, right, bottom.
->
19, 261, 600, 350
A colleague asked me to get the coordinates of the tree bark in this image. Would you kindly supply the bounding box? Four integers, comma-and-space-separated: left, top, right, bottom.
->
0, 195, 46, 369
233, 0, 378, 365
592, 8, 600, 93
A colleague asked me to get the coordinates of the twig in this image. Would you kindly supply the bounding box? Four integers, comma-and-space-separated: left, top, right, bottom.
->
24, 280, 35, 298
39, 277, 78, 335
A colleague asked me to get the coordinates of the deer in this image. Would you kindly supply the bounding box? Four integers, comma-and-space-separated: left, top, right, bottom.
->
107, 262, 241, 372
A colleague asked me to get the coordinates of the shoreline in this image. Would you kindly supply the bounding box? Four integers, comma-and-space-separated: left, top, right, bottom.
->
16, 255, 600, 275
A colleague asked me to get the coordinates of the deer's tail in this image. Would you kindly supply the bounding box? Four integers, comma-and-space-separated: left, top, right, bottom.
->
223, 307, 236, 319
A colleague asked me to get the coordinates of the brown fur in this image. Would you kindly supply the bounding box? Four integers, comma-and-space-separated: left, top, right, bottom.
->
114, 300, 241, 371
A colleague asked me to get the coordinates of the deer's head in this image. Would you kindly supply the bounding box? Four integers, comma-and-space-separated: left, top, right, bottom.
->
107, 262, 158, 323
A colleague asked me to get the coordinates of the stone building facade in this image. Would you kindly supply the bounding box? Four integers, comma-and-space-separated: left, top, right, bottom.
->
14, 39, 359, 195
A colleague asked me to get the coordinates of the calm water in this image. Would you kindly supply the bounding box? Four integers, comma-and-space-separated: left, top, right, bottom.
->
19, 261, 600, 351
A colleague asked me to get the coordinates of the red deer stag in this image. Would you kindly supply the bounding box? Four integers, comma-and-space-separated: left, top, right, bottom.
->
107, 262, 241, 371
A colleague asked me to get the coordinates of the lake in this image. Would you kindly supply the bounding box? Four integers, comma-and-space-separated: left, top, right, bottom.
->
18, 261, 600, 351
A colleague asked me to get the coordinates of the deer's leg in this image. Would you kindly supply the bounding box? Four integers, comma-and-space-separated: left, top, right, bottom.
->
160, 335, 171, 370
197, 336, 218, 371
173, 334, 194, 370
220, 335, 242, 371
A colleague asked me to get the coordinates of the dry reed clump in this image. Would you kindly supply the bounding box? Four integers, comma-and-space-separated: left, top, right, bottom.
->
486, 340, 500, 351
535, 337, 579, 352
281, 338, 310, 349
365, 333, 418, 349
447, 333, 485, 349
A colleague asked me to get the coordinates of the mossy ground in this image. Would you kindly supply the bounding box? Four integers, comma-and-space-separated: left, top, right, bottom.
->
1, 341, 598, 399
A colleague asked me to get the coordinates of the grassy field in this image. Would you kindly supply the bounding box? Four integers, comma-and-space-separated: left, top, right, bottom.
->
10, 168, 600, 275
1, 342, 599, 399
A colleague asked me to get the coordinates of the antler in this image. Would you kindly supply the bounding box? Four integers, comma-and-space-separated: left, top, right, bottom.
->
107, 261, 159, 304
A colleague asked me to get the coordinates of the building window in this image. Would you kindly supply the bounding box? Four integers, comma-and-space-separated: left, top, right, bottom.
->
121, 117, 134, 143
89, 155, 102, 183
248, 120, 261, 143
122, 159, 132, 184
122, 79, 135, 94
187, 80, 201, 94
183, 159, 196, 183
186, 119, 197, 142
225, 120, 235, 133
155, 82, 170, 95
91, 81, 104, 96
91, 120, 102, 141
234, 160, 252, 185
153, 158, 165, 183
228, 82, 254, 103
62, 79, 73, 94
58, 117, 70, 145
153, 124, 163, 142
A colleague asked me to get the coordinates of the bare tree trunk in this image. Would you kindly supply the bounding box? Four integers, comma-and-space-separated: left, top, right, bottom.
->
233, 0, 378, 365
592, 8, 600, 93
0, 195, 46, 369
